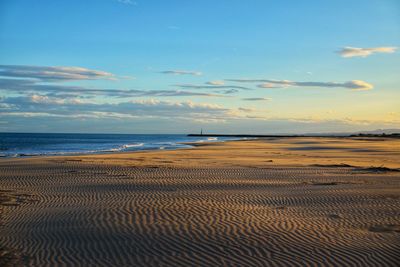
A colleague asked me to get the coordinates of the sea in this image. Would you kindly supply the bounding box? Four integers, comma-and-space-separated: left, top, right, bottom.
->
0, 133, 239, 158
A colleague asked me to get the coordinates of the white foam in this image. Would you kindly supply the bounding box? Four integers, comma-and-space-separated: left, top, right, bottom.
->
123, 143, 144, 149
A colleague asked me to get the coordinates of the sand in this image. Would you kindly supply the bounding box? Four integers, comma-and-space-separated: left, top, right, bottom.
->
0, 137, 399, 266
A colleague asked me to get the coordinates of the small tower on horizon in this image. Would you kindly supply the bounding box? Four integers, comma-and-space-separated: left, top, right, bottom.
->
200, 128, 203, 135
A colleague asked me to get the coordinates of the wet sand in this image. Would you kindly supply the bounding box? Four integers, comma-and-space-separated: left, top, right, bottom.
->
1, 137, 399, 266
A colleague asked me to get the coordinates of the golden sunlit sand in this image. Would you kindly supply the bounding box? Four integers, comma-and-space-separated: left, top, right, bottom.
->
67, 136, 400, 168
1, 137, 400, 266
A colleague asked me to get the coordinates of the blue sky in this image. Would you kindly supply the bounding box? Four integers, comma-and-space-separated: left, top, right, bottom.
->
0, 0, 399, 133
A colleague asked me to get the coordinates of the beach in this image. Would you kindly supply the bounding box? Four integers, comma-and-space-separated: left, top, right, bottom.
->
1, 137, 400, 266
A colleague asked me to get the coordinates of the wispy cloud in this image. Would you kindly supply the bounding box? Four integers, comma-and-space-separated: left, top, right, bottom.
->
219, 89, 240, 94
242, 97, 271, 101
0, 65, 222, 98
0, 78, 225, 98
175, 83, 252, 91
337, 46, 397, 58
0, 65, 116, 82
206, 81, 225, 86
160, 70, 202, 76
228, 79, 373, 91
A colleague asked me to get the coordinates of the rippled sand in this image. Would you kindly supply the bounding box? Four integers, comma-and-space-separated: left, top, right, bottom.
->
1, 137, 399, 266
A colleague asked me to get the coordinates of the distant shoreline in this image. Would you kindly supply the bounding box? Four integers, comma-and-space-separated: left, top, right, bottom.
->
0, 134, 241, 159
188, 133, 400, 138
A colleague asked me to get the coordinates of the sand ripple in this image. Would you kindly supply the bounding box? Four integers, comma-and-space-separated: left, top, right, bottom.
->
1, 161, 399, 266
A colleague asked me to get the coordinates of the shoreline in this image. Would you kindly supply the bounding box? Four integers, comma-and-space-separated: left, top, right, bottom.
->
2, 136, 400, 168
0, 137, 240, 159
2, 134, 398, 160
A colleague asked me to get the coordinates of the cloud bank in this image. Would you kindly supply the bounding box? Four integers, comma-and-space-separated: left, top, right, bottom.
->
338, 47, 397, 58
0, 95, 253, 123
1, 64, 391, 133
1, 94, 398, 133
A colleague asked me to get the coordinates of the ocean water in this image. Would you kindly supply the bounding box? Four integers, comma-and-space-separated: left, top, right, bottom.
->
0, 133, 236, 158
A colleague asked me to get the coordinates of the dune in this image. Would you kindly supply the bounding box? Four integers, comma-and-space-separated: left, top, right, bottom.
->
0, 137, 399, 266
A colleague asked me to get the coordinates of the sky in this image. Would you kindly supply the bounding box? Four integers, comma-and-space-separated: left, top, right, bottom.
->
0, 0, 399, 134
